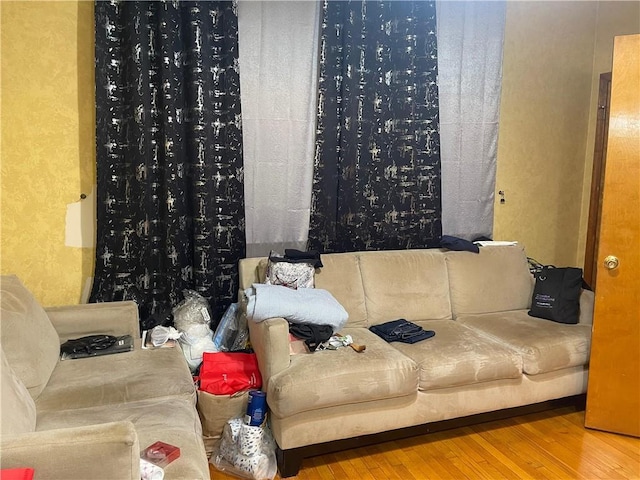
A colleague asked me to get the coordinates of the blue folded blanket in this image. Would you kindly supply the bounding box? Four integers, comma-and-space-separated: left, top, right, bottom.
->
369, 319, 435, 344
245, 283, 348, 332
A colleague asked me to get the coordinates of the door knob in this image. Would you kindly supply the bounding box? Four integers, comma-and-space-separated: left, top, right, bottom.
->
604, 255, 619, 270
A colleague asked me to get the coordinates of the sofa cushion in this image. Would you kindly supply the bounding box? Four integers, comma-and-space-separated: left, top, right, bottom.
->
445, 245, 533, 317
358, 250, 452, 325
457, 310, 592, 375
1, 348, 37, 435
34, 345, 196, 412
390, 320, 522, 390
266, 328, 418, 418
314, 253, 369, 327
0, 275, 60, 400
35, 396, 209, 480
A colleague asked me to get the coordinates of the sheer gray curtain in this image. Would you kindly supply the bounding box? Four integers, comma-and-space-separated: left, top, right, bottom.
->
238, 1, 321, 257
437, 1, 506, 240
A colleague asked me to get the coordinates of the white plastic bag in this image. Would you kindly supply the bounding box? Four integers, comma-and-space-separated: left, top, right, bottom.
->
179, 331, 218, 373
149, 326, 182, 347
172, 290, 218, 372
173, 290, 213, 331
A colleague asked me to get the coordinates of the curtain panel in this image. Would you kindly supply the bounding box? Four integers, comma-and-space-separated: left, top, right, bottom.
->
308, 0, 442, 253
437, 1, 506, 240
91, 1, 245, 325
238, 1, 321, 258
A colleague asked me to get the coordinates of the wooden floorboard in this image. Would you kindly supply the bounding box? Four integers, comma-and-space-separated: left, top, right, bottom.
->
209, 407, 640, 479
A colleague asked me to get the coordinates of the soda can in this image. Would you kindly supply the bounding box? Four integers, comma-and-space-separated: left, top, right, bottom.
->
245, 390, 267, 426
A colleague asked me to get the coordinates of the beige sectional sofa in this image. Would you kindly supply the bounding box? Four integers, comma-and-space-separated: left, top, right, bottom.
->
0, 275, 209, 479
239, 245, 594, 477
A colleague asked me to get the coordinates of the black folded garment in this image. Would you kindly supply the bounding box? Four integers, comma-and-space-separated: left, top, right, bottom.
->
289, 323, 333, 351
440, 235, 480, 254
369, 319, 435, 344
284, 249, 323, 268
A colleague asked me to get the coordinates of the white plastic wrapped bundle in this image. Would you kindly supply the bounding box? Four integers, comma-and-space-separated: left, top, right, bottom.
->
172, 290, 218, 372
212, 417, 276, 480
149, 326, 182, 347
140, 459, 164, 480
173, 290, 213, 331
233, 452, 272, 478
178, 330, 217, 373
239, 423, 264, 457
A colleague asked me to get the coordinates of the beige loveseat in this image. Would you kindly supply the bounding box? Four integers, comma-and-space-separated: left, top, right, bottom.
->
239, 245, 594, 477
0, 275, 209, 479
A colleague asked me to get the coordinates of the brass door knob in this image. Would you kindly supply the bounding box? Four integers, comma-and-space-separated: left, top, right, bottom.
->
604, 255, 619, 270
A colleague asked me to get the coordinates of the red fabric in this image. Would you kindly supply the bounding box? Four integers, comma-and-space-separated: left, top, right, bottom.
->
0, 469, 34, 480
199, 352, 262, 395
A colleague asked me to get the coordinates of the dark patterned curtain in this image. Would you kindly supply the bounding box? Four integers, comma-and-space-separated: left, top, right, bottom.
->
91, 1, 245, 326
308, 1, 442, 253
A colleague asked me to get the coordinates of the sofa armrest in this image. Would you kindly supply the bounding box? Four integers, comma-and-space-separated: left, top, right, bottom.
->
0, 421, 140, 479
579, 289, 595, 326
45, 301, 140, 343
248, 316, 290, 390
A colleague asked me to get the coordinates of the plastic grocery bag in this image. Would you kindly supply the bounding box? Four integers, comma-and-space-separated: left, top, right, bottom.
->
199, 352, 262, 396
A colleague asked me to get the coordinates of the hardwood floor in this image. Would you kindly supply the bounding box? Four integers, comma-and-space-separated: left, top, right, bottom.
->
209, 406, 640, 479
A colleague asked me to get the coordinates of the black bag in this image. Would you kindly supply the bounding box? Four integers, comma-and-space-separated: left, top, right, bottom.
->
60, 335, 134, 360
60, 335, 117, 355
528, 266, 583, 324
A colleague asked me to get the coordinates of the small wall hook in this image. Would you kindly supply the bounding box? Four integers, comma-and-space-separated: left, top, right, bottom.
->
80, 193, 87, 200
498, 190, 505, 204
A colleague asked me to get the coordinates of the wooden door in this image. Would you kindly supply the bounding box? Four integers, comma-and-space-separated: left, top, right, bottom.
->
585, 34, 640, 437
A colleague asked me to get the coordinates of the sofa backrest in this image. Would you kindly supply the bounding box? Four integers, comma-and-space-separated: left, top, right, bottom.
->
238, 245, 533, 327
238, 256, 263, 292
444, 245, 533, 316
239, 249, 452, 328
1, 347, 37, 435
313, 253, 368, 327
357, 249, 452, 326
0, 275, 60, 400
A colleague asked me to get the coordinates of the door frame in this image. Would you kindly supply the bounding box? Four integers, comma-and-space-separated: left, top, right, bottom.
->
583, 72, 612, 289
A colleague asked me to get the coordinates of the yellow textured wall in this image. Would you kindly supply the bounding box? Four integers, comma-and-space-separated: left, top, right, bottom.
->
0, 1, 95, 305
576, 2, 640, 268
0, 1, 635, 304
494, 1, 598, 266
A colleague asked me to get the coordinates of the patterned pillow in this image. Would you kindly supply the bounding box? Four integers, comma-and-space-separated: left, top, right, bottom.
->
265, 252, 315, 289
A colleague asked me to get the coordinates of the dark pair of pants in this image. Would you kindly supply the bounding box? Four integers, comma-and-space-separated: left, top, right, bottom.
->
369, 319, 435, 344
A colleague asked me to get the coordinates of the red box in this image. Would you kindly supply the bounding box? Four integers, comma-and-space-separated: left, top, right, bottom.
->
141, 441, 181, 468
0, 469, 35, 480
